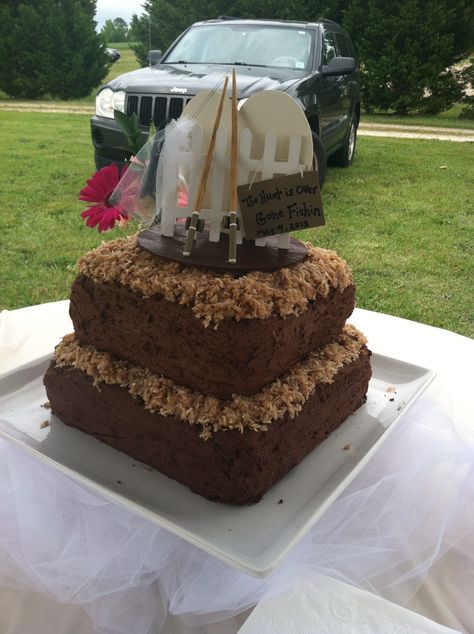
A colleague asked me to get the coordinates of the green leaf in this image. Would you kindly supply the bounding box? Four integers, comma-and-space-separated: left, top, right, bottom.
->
114, 109, 144, 154
148, 121, 157, 139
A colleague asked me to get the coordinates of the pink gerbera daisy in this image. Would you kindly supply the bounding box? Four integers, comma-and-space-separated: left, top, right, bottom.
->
80, 163, 130, 233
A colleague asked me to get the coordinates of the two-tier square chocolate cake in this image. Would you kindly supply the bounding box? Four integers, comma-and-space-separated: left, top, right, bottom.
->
44, 235, 371, 504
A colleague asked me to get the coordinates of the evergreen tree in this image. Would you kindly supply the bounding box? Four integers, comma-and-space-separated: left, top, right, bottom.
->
0, 1, 54, 98
0, 0, 109, 99
343, 0, 473, 114
127, 14, 143, 44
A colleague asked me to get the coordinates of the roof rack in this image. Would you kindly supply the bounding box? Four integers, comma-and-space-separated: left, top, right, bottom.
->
317, 18, 340, 26
200, 16, 322, 27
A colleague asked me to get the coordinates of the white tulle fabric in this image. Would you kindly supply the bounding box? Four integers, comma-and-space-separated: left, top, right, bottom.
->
108, 117, 196, 228
0, 398, 473, 634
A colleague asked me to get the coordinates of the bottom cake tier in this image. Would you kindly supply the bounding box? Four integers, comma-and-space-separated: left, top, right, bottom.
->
44, 325, 372, 505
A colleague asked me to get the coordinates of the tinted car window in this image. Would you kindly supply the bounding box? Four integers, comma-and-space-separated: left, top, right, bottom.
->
322, 31, 338, 64
334, 32, 351, 57
345, 35, 358, 60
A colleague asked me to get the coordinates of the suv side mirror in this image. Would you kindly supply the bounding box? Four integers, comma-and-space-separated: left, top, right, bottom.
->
148, 50, 163, 66
322, 56, 356, 76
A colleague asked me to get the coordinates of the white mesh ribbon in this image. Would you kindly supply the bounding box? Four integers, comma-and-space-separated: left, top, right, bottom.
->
0, 398, 473, 634
155, 116, 196, 219
108, 117, 196, 229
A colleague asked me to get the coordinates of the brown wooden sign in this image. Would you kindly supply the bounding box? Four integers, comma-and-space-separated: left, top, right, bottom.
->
238, 171, 325, 240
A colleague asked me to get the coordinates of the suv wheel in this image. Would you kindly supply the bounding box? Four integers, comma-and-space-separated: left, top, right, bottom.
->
312, 132, 326, 189
329, 112, 358, 168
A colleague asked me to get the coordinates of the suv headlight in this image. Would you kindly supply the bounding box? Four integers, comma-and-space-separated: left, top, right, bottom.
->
96, 88, 126, 118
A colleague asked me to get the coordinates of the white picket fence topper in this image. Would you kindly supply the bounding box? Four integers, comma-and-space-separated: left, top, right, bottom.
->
159, 124, 305, 249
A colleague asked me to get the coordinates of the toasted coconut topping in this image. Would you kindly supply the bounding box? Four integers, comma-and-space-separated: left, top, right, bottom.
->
76, 236, 353, 327
53, 325, 367, 440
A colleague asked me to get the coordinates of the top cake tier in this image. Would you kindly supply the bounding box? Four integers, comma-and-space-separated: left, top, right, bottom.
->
70, 236, 355, 399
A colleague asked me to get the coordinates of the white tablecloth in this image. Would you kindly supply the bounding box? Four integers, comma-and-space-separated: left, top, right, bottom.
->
0, 301, 473, 634
239, 573, 462, 633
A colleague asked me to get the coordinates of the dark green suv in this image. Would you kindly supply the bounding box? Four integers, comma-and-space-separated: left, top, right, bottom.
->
92, 18, 360, 185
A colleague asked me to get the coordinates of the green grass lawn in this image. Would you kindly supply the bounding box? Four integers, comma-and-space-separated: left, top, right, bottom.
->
361, 104, 474, 130
0, 110, 473, 337
299, 137, 474, 337
0, 111, 126, 307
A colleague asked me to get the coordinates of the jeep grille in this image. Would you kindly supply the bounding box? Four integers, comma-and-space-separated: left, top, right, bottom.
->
126, 94, 192, 128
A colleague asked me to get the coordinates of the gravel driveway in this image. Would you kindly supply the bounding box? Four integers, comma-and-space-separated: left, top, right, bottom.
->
359, 122, 474, 143
1, 101, 473, 142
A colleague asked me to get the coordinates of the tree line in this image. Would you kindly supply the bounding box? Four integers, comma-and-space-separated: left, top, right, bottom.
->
0, 0, 472, 115
101, 17, 129, 43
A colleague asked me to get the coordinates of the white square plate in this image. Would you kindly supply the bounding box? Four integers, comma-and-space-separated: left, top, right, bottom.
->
0, 353, 434, 577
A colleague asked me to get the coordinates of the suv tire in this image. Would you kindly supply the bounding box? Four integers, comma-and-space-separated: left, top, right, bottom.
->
329, 112, 358, 168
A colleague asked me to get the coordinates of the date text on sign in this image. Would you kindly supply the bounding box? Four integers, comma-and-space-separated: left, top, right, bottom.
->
238, 171, 325, 240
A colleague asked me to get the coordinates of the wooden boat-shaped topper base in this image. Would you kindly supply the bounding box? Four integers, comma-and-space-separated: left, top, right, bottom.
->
138, 224, 308, 273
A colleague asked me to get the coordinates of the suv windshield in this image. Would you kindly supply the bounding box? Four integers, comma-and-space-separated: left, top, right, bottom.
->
164, 24, 314, 70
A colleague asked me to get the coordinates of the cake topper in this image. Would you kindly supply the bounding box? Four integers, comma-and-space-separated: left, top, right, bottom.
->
82, 74, 325, 271
183, 74, 231, 260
